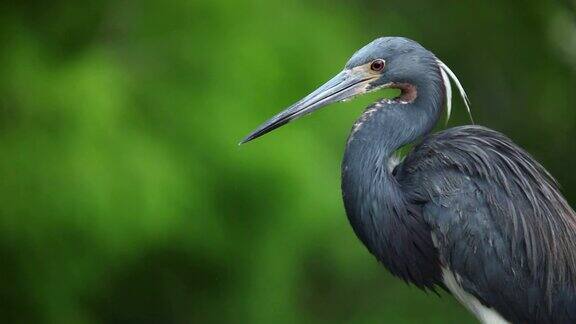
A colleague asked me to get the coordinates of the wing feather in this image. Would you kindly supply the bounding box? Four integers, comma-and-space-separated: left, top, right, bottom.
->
398, 125, 576, 323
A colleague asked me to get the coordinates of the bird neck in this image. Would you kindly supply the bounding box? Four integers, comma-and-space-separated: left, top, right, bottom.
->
341, 76, 443, 286
353, 78, 444, 153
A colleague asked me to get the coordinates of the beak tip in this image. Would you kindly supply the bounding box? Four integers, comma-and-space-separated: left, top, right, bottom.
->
239, 118, 287, 146
239, 134, 255, 145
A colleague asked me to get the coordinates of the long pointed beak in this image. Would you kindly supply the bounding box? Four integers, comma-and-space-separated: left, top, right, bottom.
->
240, 69, 378, 144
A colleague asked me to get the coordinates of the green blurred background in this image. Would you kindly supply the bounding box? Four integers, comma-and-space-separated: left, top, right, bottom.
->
1, 0, 576, 323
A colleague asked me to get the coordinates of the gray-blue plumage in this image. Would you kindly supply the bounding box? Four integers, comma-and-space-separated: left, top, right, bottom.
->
242, 37, 576, 323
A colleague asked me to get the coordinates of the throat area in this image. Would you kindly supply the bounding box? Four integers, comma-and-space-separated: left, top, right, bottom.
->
379, 83, 417, 105
348, 76, 444, 148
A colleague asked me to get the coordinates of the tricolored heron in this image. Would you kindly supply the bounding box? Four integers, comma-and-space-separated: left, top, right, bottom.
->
240, 37, 576, 323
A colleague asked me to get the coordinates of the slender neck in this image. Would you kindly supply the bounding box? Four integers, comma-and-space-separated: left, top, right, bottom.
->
341, 73, 444, 286
352, 77, 444, 155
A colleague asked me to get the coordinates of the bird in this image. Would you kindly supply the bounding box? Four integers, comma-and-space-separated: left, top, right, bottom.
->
240, 37, 576, 323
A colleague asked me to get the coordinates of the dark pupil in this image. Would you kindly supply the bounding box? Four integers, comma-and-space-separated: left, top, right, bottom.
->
371, 60, 383, 71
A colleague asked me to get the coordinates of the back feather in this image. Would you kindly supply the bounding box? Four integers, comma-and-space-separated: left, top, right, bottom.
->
404, 125, 576, 297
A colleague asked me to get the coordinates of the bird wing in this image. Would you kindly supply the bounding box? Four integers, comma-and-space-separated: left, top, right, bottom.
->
421, 176, 532, 323
396, 125, 576, 323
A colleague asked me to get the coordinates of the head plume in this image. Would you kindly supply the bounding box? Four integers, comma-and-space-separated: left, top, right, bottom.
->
437, 59, 474, 124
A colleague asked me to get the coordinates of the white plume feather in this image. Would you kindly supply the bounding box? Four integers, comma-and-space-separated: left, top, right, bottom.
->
437, 59, 474, 124
438, 63, 453, 124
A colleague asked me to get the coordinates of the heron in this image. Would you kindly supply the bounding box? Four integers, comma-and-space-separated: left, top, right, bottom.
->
240, 37, 576, 323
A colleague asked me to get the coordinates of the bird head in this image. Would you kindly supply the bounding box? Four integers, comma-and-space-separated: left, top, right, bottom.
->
240, 37, 470, 144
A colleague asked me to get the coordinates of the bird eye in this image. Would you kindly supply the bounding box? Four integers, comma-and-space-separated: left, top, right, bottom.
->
370, 59, 385, 71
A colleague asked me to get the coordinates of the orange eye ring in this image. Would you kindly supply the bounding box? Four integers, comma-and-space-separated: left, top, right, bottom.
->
370, 59, 385, 71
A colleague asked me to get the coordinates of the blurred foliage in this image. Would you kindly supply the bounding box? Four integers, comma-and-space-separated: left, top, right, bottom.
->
0, 0, 575, 323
